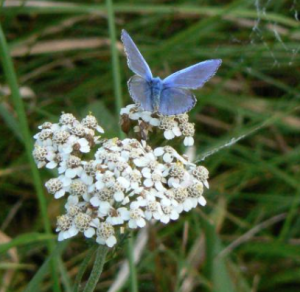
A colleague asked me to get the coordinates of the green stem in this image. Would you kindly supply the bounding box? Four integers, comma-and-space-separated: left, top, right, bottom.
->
127, 233, 139, 292
83, 245, 109, 292
106, 0, 124, 138
198, 214, 216, 283
73, 245, 97, 292
0, 24, 60, 292
106, 3, 138, 289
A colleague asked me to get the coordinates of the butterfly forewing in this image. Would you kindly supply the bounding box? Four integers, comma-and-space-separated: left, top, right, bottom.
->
128, 75, 153, 112
159, 87, 196, 116
121, 30, 153, 80
163, 59, 222, 89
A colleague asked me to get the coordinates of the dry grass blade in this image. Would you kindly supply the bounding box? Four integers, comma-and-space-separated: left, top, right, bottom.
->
0, 165, 29, 177
1, 200, 23, 231
5, 0, 76, 8
11, 38, 123, 57
0, 85, 35, 98
108, 227, 149, 292
0, 231, 19, 292
218, 213, 286, 258
179, 234, 206, 292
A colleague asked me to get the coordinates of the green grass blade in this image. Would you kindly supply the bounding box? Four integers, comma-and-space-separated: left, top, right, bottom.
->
0, 23, 61, 292
0, 232, 55, 254
58, 258, 72, 292
127, 234, 139, 292
24, 241, 68, 292
106, 0, 123, 138
278, 190, 300, 241
0, 103, 24, 142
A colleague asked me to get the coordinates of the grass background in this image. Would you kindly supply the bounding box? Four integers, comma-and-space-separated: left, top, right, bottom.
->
1, 0, 300, 291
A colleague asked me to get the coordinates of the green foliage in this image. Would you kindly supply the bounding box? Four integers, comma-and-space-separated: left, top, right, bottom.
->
0, 0, 299, 291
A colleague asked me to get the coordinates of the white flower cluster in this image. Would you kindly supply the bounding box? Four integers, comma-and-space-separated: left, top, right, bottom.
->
32, 112, 104, 170
33, 112, 209, 248
120, 104, 195, 146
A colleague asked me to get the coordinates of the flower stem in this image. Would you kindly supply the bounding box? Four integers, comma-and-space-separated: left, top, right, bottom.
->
83, 245, 109, 292
73, 245, 97, 292
127, 233, 139, 292
106, 0, 124, 138
0, 23, 61, 292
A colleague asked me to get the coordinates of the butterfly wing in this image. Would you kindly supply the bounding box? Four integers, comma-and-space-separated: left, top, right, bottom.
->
128, 75, 153, 112
159, 87, 196, 116
121, 29, 153, 80
163, 59, 221, 89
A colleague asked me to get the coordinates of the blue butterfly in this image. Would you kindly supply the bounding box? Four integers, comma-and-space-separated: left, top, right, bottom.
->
121, 29, 222, 116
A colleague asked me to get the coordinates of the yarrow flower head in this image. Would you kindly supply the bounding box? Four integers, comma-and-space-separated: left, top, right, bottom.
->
33, 110, 209, 248
120, 104, 196, 146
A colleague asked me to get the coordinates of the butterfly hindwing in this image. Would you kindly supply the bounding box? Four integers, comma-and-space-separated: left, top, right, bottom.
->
128, 75, 153, 112
159, 87, 196, 116
121, 30, 153, 80
163, 59, 222, 89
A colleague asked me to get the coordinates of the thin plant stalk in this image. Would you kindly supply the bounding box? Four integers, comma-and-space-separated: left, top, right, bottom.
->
73, 245, 98, 292
0, 24, 61, 292
127, 233, 139, 292
106, 1, 138, 290
106, 0, 124, 138
83, 245, 109, 292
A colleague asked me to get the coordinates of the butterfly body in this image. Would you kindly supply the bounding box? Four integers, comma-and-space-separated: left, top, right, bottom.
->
149, 77, 163, 112
122, 29, 222, 116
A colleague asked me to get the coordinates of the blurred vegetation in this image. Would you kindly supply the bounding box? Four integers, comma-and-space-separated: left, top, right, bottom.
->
1, 0, 300, 291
